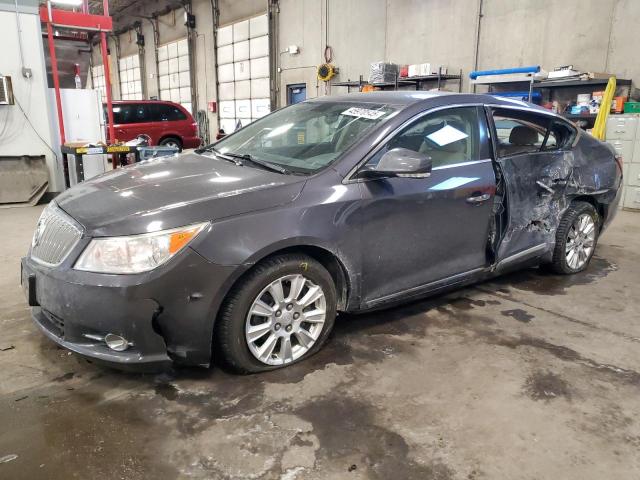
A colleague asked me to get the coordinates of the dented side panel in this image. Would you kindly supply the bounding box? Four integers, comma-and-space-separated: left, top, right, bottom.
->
496, 132, 620, 264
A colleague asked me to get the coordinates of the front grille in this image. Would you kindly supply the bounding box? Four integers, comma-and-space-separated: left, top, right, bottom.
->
31, 204, 82, 267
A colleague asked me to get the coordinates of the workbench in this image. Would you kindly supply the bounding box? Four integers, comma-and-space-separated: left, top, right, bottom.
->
61, 145, 140, 188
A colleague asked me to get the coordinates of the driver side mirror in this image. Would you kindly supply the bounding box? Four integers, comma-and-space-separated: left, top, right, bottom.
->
358, 148, 432, 179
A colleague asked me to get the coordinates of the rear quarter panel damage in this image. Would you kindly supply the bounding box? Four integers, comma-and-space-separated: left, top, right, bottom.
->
496, 132, 619, 262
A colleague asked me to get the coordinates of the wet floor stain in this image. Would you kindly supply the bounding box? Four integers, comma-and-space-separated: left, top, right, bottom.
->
501, 309, 535, 323
487, 256, 618, 296
295, 395, 455, 480
480, 332, 640, 387
51, 372, 75, 382
524, 371, 572, 401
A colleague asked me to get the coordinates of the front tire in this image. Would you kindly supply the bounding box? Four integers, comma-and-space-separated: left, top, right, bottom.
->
214, 254, 337, 373
548, 201, 599, 274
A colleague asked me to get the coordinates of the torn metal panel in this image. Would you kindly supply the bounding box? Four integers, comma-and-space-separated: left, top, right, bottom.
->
495, 133, 620, 266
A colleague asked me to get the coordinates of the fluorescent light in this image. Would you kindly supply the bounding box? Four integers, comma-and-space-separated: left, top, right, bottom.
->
50, 0, 84, 6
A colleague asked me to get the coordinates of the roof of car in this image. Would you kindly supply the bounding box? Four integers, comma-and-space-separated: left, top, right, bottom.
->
308, 90, 448, 106
307, 90, 558, 116
106, 100, 182, 105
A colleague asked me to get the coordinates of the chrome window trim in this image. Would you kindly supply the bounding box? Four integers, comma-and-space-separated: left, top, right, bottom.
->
343, 102, 488, 183
30, 203, 84, 268
432, 158, 492, 171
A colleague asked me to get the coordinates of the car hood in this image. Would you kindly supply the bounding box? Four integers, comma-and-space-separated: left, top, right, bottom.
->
55, 152, 306, 236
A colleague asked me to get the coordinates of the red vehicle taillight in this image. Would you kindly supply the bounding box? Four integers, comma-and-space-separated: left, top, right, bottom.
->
192, 121, 199, 135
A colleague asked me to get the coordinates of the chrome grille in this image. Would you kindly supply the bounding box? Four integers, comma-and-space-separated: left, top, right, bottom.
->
31, 204, 82, 267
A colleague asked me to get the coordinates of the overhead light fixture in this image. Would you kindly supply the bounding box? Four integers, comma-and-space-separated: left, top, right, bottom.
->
50, 0, 84, 6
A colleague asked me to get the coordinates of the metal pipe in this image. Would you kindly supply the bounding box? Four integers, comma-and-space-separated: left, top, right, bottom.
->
46, 9, 66, 144
13, 0, 27, 74
472, 0, 483, 93
100, 31, 117, 168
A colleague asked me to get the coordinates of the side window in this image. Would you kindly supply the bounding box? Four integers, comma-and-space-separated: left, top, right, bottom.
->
151, 104, 187, 122
112, 104, 131, 124
491, 109, 572, 157
366, 106, 480, 169
545, 121, 576, 150
112, 104, 147, 124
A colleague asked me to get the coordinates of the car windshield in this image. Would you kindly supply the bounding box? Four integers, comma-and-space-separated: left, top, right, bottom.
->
207, 101, 399, 174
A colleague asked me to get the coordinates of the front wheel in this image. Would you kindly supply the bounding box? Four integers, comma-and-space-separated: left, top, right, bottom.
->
215, 254, 337, 373
548, 201, 599, 274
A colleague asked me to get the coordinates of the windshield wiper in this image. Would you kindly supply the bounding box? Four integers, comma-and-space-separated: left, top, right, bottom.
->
197, 146, 244, 166
224, 152, 290, 175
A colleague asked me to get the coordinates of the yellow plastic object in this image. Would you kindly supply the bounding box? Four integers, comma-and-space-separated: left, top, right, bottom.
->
592, 76, 616, 140
317, 63, 335, 82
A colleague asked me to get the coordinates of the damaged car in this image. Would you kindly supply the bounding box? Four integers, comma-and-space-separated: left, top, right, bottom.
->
21, 92, 622, 373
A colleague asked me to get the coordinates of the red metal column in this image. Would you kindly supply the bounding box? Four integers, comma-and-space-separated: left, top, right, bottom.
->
46, 21, 65, 144
100, 31, 117, 169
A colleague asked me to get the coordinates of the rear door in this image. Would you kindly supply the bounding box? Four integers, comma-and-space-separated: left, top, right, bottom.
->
147, 103, 189, 145
356, 106, 496, 305
112, 103, 151, 142
489, 107, 577, 262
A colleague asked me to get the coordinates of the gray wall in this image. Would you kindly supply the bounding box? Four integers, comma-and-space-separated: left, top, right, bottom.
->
0, 5, 61, 190
278, 0, 640, 96
94, 0, 639, 138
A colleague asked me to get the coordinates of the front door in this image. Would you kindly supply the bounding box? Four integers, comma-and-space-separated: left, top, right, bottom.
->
356, 106, 496, 306
490, 108, 577, 261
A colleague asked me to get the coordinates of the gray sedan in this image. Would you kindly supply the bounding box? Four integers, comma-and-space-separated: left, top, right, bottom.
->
22, 92, 622, 372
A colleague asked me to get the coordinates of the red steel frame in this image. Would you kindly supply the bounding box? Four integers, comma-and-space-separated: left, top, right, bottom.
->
41, 1, 118, 169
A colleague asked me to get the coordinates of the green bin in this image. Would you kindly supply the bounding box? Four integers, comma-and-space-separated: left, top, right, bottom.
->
624, 102, 640, 114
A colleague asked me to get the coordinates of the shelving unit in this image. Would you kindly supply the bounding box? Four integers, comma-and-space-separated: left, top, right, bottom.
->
332, 68, 463, 93
474, 75, 633, 129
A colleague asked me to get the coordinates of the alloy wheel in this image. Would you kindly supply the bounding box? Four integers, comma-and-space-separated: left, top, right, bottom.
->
245, 274, 327, 366
565, 213, 596, 270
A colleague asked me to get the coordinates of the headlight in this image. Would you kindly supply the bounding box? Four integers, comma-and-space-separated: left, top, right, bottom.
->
74, 222, 208, 274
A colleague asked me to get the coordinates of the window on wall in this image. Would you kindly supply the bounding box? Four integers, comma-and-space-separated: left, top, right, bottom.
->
91, 64, 107, 101
119, 54, 143, 100
157, 38, 192, 113
216, 13, 270, 134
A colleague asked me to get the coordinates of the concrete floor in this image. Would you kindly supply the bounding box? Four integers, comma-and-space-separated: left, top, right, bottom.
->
1, 205, 639, 480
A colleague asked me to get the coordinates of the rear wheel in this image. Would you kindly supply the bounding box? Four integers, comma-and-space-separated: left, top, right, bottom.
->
215, 254, 337, 373
548, 201, 599, 274
159, 136, 182, 151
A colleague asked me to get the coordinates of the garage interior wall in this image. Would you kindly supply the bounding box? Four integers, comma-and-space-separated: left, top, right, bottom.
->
94, 0, 639, 141
0, 0, 60, 190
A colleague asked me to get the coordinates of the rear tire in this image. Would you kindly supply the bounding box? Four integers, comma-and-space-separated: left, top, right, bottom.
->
159, 137, 182, 152
547, 201, 599, 274
214, 254, 337, 374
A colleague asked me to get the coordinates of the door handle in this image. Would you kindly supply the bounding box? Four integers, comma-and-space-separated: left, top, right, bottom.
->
466, 193, 491, 204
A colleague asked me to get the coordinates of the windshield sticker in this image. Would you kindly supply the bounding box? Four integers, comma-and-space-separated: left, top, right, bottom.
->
340, 107, 386, 120
427, 125, 468, 146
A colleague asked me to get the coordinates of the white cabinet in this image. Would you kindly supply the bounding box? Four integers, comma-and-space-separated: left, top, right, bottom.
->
607, 114, 640, 210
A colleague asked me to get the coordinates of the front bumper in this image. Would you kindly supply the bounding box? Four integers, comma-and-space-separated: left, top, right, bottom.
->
21, 247, 241, 370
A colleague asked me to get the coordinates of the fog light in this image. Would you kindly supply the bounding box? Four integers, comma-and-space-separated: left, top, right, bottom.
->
104, 333, 130, 352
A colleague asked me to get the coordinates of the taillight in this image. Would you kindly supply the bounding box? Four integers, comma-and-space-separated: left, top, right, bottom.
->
192, 122, 198, 135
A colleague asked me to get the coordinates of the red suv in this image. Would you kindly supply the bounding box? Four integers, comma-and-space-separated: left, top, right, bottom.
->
105, 100, 201, 151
